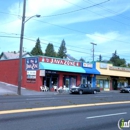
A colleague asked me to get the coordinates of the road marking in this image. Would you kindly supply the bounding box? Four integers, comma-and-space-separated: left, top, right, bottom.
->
0, 101, 130, 115
26, 98, 55, 100
94, 95, 112, 97
86, 112, 127, 119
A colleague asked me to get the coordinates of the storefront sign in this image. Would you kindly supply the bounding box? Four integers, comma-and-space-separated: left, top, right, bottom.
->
109, 66, 130, 72
26, 58, 39, 70
27, 71, 36, 79
46, 70, 57, 74
42, 57, 81, 67
83, 63, 93, 68
40, 70, 45, 76
100, 63, 107, 69
27, 71, 36, 75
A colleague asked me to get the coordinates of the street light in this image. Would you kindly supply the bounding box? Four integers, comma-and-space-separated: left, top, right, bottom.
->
24, 15, 41, 23
17, 0, 40, 95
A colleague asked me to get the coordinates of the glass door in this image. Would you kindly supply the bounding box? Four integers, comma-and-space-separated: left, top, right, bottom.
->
65, 78, 70, 88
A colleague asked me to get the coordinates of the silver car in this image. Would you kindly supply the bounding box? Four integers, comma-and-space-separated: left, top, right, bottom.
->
120, 86, 130, 93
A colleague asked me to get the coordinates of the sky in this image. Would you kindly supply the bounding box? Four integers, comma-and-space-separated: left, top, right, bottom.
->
0, 0, 130, 62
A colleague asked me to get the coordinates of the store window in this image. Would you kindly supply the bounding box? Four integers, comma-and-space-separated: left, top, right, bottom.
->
99, 80, 103, 88
81, 77, 87, 84
104, 80, 109, 89
96, 79, 109, 89
71, 77, 76, 87
117, 81, 128, 88
63, 76, 77, 88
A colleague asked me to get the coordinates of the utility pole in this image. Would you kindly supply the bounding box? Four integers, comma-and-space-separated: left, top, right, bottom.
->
90, 42, 97, 62
18, 0, 26, 95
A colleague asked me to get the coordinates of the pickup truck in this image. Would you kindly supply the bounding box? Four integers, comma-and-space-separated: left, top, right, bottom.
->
69, 84, 100, 95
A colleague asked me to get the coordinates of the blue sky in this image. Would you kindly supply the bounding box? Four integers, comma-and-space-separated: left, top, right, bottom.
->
0, 0, 130, 62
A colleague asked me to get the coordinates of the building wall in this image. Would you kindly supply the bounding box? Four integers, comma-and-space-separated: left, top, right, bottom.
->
0, 59, 41, 91
23, 70, 42, 91
0, 59, 19, 85
96, 62, 130, 77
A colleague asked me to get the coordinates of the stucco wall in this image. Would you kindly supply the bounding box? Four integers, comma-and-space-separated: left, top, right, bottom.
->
96, 62, 130, 77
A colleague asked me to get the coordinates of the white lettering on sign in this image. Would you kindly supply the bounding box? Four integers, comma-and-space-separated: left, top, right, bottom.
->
42, 57, 81, 67
100, 63, 107, 69
109, 66, 130, 72
83, 63, 93, 68
27, 71, 36, 75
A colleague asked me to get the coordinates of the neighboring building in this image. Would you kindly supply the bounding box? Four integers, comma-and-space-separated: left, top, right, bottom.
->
0, 56, 100, 92
0, 52, 31, 60
96, 62, 130, 91
66, 54, 78, 61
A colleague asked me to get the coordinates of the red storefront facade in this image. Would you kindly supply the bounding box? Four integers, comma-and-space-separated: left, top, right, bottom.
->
0, 56, 99, 91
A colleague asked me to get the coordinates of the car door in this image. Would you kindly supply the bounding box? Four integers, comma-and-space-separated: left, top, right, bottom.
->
80, 84, 86, 93
86, 84, 93, 93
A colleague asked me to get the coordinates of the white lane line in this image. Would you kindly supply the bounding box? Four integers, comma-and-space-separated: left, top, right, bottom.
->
95, 96, 112, 97
26, 98, 55, 100
86, 112, 127, 119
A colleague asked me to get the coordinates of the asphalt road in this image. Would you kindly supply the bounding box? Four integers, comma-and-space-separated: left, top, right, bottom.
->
0, 92, 130, 130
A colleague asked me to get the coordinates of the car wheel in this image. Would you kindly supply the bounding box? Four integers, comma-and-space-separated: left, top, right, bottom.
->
79, 90, 83, 95
93, 90, 97, 94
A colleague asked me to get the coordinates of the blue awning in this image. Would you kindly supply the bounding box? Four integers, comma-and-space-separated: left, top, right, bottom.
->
39, 62, 86, 73
83, 68, 100, 75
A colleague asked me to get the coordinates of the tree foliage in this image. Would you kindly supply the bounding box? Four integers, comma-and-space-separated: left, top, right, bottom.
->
79, 57, 85, 62
44, 43, 56, 57
99, 54, 102, 61
31, 38, 43, 55
57, 39, 67, 58
109, 50, 126, 66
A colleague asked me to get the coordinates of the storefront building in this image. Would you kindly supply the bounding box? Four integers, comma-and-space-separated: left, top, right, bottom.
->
38, 57, 100, 91
0, 56, 100, 92
96, 62, 130, 91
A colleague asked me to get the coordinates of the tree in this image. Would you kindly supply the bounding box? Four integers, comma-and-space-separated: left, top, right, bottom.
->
79, 57, 85, 62
57, 39, 67, 58
44, 43, 56, 57
99, 54, 102, 61
127, 63, 130, 68
31, 38, 43, 55
109, 50, 126, 66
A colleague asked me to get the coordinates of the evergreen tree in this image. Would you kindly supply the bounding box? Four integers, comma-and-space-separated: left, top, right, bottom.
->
109, 50, 126, 66
99, 54, 102, 61
57, 39, 67, 58
44, 43, 56, 57
31, 38, 43, 55
79, 57, 85, 62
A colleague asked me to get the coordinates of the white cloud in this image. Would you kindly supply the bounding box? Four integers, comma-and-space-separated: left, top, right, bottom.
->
86, 31, 120, 44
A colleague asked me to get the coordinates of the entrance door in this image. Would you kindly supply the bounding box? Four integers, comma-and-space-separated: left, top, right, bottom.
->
112, 79, 118, 90
46, 77, 51, 90
65, 78, 70, 88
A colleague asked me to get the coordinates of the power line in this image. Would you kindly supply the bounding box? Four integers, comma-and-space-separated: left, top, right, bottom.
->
0, 11, 21, 17
63, 0, 130, 27
1, 34, 130, 61
83, 0, 130, 20
40, 0, 110, 17
34, 19, 130, 45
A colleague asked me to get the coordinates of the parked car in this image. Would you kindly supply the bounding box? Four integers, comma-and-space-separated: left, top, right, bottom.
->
69, 84, 100, 95
120, 86, 130, 93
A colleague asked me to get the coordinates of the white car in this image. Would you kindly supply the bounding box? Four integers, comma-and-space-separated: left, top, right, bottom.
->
120, 86, 130, 93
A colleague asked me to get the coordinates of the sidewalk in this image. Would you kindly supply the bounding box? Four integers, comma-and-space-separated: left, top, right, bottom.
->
0, 82, 58, 96
0, 82, 120, 96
